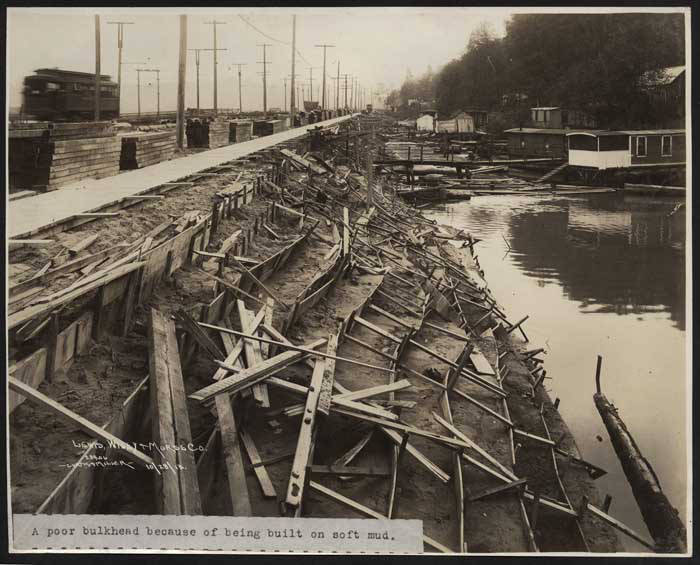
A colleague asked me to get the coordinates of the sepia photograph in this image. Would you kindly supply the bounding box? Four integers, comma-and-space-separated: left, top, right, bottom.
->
4, 5, 691, 556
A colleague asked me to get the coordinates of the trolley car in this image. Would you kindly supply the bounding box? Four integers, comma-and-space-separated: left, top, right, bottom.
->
22, 68, 119, 121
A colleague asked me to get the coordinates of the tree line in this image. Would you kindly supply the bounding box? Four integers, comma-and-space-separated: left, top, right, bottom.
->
386, 13, 685, 130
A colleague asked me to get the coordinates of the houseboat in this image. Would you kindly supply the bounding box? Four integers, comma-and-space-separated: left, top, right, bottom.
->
567, 129, 685, 169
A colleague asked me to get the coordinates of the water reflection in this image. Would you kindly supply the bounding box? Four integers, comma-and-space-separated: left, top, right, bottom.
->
465, 194, 686, 330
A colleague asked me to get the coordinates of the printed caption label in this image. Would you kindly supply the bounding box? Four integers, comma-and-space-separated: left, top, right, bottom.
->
12, 514, 423, 553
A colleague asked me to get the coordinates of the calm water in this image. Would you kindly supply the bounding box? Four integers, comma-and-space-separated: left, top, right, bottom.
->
426, 193, 687, 550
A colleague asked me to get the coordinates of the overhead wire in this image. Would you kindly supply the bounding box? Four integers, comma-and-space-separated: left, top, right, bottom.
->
238, 14, 313, 66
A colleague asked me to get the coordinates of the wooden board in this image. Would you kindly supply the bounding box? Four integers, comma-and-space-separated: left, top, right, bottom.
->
317, 333, 338, 416
237, 301, 269, 407
148, 308, 184, 514
163, 309, 203, 515
239, 428, 276, 498
190, 342, 325, 403
215, 395, 252, 515
286, 355, 327, 508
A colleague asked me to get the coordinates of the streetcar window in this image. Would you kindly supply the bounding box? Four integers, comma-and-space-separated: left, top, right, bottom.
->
46, 82, 60, 91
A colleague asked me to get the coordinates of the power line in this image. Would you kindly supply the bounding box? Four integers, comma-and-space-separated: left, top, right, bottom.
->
238, 14, 312, 66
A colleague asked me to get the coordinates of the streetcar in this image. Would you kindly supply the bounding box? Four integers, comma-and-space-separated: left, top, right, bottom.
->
22, 68, 119, 121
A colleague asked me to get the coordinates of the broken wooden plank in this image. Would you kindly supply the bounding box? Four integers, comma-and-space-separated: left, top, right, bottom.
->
237, 301, 270, 407
439, 389, 466, 553
260, 299, 275, 359
239, 428, 276, 499
469, 478, 528, 502
230, 255, 290, 311
215, 394, 253, 515
200, 323, 397, 374
342, 207, 350, 257
66, 234, 99, 256
9, 239, 54, 247
148, 311, 181, 514
432, 411, 517, 481
317, 333, 339, 416
162, 309, 202, 515
9, 261, 144, 330
8, 376, 153, 469
308, 464, 390, 478
175, 308, 225, 359
190, 339, 327, 403
334, 380, 412, 403
286, 353, 327, 508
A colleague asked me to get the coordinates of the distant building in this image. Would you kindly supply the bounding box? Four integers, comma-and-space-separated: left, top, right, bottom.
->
530, 107, 597, 129
453, 111, 476, 133
416, 113, 436, 132
640, 65, 685, 105
504, 127, 577, 158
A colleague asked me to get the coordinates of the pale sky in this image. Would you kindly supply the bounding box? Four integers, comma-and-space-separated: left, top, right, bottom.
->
7, 7, 510, 113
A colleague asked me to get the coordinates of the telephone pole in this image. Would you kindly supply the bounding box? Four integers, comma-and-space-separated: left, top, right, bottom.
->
290, 15, 296, 119
176, 14, 187, 149
341, 74, 351, 110
336, 60, 340, 110
107, 21, 134, 114
283, 77, 288, 112
314, 44, 334, 110
231, 63, 246, 113
307, 67, 320, 103
204, 20, 227, 114
258, 43, 272, 116
94, 15, 101, 121
189, 48, 215, 112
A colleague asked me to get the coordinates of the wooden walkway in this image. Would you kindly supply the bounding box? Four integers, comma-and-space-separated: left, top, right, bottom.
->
8, 115, 352, 239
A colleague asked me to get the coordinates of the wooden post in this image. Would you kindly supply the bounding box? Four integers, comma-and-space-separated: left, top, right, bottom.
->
94, 15, 101, 121
176, 14, 187, 149
595, 355, 603, 394
211, 202, 219, 234
603, 494, 613, 513
45, 312, 59, 382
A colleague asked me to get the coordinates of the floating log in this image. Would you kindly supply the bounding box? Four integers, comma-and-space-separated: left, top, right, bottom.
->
594, 357, 686, 552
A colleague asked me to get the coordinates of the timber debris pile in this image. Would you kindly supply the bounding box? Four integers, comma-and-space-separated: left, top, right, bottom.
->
10, 114, 670, 553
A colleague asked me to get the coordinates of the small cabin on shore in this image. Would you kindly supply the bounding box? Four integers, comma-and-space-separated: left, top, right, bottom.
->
416, 112, 437, 132
567, 129, 685, 170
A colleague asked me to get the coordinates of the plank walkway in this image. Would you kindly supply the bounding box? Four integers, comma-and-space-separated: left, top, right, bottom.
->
8, 115, 352, 239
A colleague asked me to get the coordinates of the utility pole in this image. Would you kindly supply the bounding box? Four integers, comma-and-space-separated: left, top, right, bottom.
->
188, 48, 215, 112
231, 63, 246, 113
341, 74, 351, 110
336, 60, 340, 110
204, 20, 227, 114
258, 43, 272, 116
94, 15, 101, 121
314, 44, 334, 110
283, 77, 288, 112
307, 67, 319, 103
107, 21, 134, 114
290, 14, 296, 119
176, 14, 187, 149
